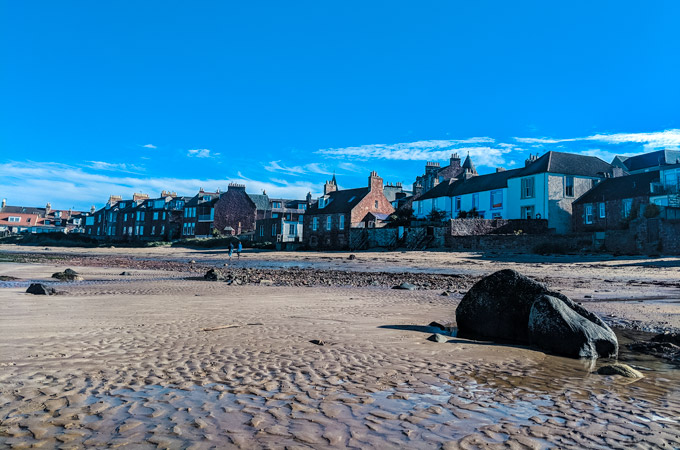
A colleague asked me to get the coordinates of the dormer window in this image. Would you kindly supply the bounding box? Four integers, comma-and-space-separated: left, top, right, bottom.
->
318, 198, 326, 208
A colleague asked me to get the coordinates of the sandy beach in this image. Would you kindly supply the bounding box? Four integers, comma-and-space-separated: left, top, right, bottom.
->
1, 246, 679, 448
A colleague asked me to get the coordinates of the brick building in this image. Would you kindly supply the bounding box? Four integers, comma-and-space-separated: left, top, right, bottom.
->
213, 183, 258, 236
0, 199, 84, 235
303, 172, 395, 250
182, 189, 220, 238
572, 171, 659, 232
254, 198, 308, 245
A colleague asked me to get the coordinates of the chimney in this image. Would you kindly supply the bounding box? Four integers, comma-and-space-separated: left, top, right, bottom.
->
525, 154, 538, 167
324, 179, 337, 195
90, 205, 96, 213
368, 171, 383, 192
228, 183, 246, 191
1, 199, 5, 209
450, 153, 461, 170
306, 192, 312, 205
496, 167, 506, 172
46, 202, 51, 214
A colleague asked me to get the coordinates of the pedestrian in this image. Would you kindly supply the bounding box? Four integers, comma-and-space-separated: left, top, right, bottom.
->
228, 242, 234, 261
237, 241, 242, 259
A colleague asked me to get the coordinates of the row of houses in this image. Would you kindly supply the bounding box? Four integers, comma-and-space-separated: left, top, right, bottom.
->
4, 149, 679, 250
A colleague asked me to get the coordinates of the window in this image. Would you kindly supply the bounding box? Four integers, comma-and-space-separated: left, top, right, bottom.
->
153, 212, 159, 220
318, 198, 326, 208
455, 197, 461, 212
299, 203, 307, 210
298, 215, 303, 223
161, 225, 165, 235
599, 203, 606, 218
312, 217, 318, 231
490, 190, 503, 209
375, 200, 379, 209
417, 201, 423, 214
124, 213, 127, 222
472, 193, 479, 210
151, 226, 156, 235
492, 212, 502, 219
8, 216, 20, 222
140, 225, 144, 235
520, 205, 535, 219
289, 224, 296, 235
55, 211, 61, 218
162, 212, 166, 220
44, 220, 50, 225
326, 216, 332, 230
272, 202, 282, 208
339, 215, 345, 230
272, 213, 279, 218
585, 204, 593, 224
521, 177, 535, 199
259, 226, 264, 237
622, 198, 632, 218
272, 224, 277, 236
565, 176, 574, 197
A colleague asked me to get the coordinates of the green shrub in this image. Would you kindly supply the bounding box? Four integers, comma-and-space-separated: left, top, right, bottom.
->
643, 203, 660, 219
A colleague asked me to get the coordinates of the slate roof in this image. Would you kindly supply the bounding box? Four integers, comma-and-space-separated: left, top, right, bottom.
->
462, 154, 477, 174
512, 151, 612, 178
417, 168, 523, 201
1, 205, 44, 215
248, 194, 271, 212
615, 150, 680, 173
574, 171, 660, 205
306, 187, 369, 214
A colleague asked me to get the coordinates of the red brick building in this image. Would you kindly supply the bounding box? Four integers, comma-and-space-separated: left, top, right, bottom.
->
303, 172, 395, 250
213, 183, 258, 236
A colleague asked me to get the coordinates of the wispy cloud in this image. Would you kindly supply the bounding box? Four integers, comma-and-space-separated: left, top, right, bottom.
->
264, 161, 333, 176
187, 148, 219, 158
317, 139, 511, 168
514, 129, 680, 151
86, 161, 145, 173
142, 144, 157, 149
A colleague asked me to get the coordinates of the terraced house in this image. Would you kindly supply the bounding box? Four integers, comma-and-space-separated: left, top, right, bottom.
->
303, 172, 395, 249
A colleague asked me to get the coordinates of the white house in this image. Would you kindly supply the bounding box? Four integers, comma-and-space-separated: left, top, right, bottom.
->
506, 151, 613, 233
413, 168, 522, 220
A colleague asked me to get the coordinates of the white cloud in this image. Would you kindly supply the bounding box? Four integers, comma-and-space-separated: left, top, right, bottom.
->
515, 129, 680, 151
86, 161, 145, 173
317, 139, 511, 168
0, 161, 316, 210
187, 148, 219, 158
142, 144, 157, 149
264, 161, 333, 176
577, 149, 640, 163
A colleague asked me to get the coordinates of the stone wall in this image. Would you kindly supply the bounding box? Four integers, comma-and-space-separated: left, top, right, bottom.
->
349, 226, 445, 250
448, 218, 548, 236
601, 215, 680, 254
213, 187, 256, 234
446, 233, 590, 253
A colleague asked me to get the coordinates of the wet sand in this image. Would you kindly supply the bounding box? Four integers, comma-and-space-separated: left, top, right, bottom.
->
1, 249, 679, 448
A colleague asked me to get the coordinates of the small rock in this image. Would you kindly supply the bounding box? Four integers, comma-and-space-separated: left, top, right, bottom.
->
259, 279, 273, 286
392, 282, 416, 290
440, 291, 450, 296
204, 269, 224, 281
26, 283, 56, 295
51, 269, 83, 281
309, 339, 325, 346
348, 254, 356, 260
190, 260, 196, 264
597, 363, 644, 378
427, 334, 448, 343
584, 295, 592, 299
120, 271, 130, 276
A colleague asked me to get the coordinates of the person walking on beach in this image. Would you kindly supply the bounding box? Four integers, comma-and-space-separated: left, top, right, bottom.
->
228, 242, 234, 261
237, 241, 242, 259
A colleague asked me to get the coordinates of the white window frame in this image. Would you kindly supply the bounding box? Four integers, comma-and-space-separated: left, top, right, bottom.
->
585, 204, 593, 224
521, 177, 535, 199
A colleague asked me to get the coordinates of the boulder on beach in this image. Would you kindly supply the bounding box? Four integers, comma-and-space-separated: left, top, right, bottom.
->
204, 269, 224, 281
456, 269, 618, 359
26, 283, 56, 295
51, 269, 83, 281
528, 295, 618, 359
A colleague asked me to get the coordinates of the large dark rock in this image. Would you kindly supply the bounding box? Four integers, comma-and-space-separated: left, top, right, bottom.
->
26, 283, 56, 295
204, 269, 224, 281
528, 295, 618, 358
456, 269, 567, 342
456, 269, 617, 359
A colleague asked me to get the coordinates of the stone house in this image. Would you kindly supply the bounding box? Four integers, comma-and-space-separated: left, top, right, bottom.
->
254, 198, 308, 245
611, 149, 680, 174
572, 171, 659, 232
505, 151, 614, 234
650, 163, 680, 207
303, 172, 395, 250
182, 189, 220, 238
413, 153, 476, 194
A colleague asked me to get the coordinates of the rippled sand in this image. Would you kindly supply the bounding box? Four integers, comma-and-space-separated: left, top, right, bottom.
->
1, 263, 679, 449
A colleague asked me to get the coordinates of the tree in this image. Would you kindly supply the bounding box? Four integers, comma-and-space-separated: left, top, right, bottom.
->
388, 207, 414, 227
427, 208, 446, 223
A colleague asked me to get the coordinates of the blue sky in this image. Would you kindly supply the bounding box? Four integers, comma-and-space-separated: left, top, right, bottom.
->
1, 1, 679, 210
